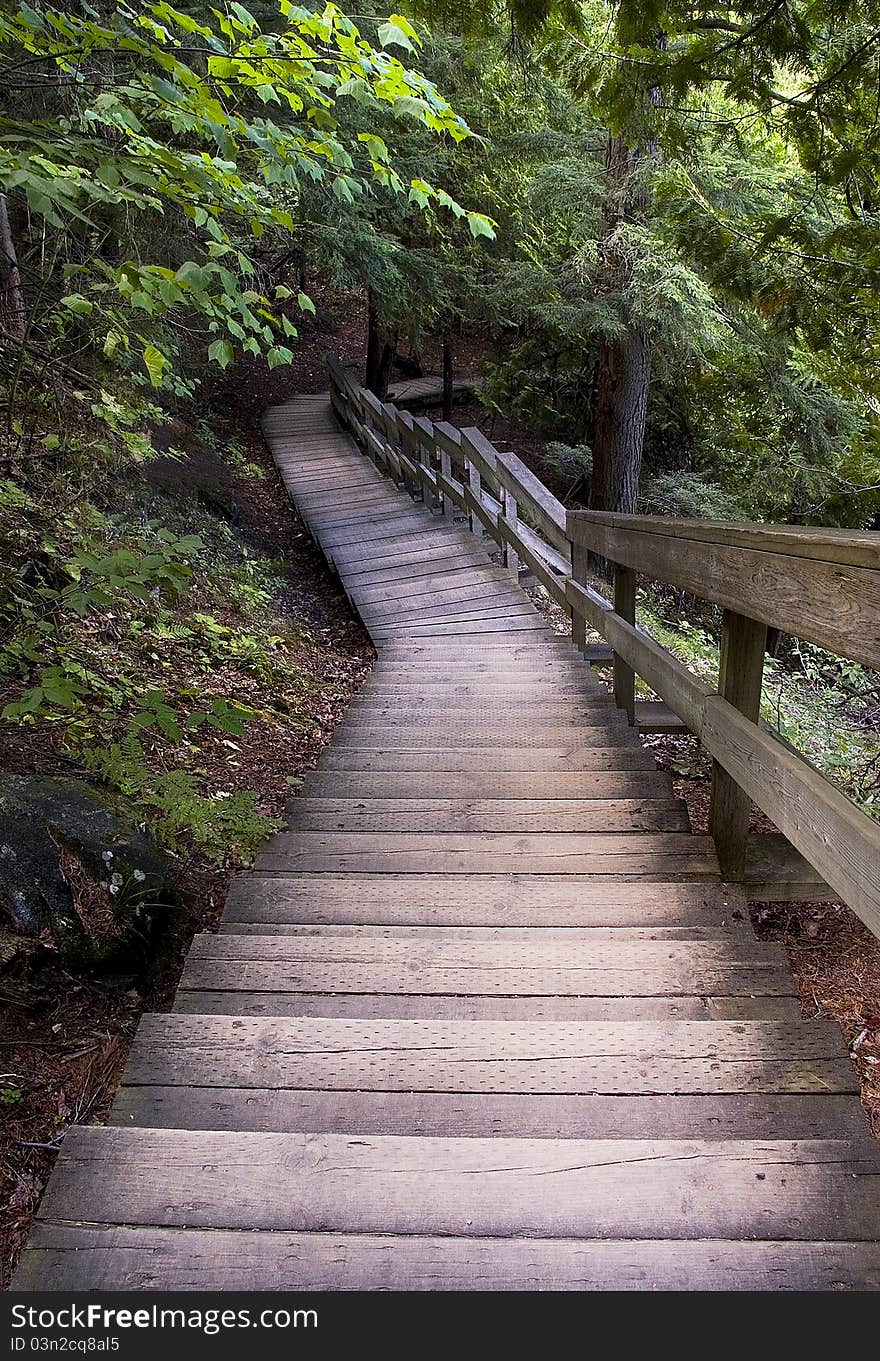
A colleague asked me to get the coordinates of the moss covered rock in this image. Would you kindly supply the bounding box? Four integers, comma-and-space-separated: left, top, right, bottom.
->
0, 773, 167, 967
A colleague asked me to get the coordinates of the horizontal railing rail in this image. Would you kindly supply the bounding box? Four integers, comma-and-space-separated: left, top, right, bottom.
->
327, 358, 880, 938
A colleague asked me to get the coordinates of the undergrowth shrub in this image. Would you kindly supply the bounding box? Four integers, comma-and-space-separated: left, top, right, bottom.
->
0, 443, 329, 865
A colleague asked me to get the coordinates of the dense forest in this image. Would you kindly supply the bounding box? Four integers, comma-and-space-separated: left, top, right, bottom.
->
3, 0, 880, 1285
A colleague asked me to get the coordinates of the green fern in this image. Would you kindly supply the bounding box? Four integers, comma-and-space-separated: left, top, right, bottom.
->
82, 734, 282, 863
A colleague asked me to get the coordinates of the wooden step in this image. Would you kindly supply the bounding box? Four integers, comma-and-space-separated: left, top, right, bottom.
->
214, 922, 750, 942
25, 1128, 880, 1244
224, 874, 745, 927
121, 1015, 857, 1095
173, 988, 802, 1022
283, 797, 689, 832
177, 932, 789, 1001
108, 1084, 863, 1141
313, 747, 656, 771
299, 772, 676, 800
18, 1222, 880, 1291
255, 830, 717, 876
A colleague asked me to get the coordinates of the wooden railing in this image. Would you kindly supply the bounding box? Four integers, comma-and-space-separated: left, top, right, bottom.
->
328, 359, 880, 938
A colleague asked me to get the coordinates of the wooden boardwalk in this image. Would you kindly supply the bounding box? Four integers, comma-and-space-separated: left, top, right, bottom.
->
14, 395, 880, 1291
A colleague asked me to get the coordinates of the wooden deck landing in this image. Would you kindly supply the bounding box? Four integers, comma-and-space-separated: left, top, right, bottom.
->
14, 395, 880, 1292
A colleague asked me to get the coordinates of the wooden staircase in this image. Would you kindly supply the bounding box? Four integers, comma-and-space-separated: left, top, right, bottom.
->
13, 394, 880, 1291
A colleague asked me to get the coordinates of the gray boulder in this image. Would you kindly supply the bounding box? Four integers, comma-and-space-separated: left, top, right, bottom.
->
0, 773, 168, 967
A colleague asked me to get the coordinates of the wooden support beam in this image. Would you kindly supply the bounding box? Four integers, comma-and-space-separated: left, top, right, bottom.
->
613, 565, 636, 725
503, 488, 520, 580
467, 460, 483, 539
710, 610, 768, 881
570, 541, 589, 651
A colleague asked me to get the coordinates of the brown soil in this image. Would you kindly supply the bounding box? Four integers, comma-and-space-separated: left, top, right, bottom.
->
0, 291, 374, 1287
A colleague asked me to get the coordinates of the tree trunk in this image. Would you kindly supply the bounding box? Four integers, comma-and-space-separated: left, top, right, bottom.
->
442, 335, 453, 420
374, 339, 395, 400
590, 326, 651, 514
364, 288, 395, 399
0, 196, 25, 345
588, 115, 657, 514
365, 288, 381, 391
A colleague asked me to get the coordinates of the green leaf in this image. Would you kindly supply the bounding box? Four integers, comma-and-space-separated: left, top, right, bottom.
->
142, 344, 167, 387
467, 212, 496, 240
297, 291, 315, 315
208, 339, 234, 369
60, 294, 94, 316
378, 19, 415, 52
409, 180, 431, 209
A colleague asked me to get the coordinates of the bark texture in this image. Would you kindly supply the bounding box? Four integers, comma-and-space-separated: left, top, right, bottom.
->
588, 130, 654, 516
0, 196, 26, 345
364, 289, 396, 399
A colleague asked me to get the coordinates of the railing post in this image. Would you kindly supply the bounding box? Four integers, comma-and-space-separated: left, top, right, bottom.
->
467, 458, 483, 539
709, 608, 768, 880
439, 445, 455, 520
612, 564, 636, 724
570, 539, 588, 650
503, 486, 519, 579
395, 412, 416, 499
413, 417, 438, 511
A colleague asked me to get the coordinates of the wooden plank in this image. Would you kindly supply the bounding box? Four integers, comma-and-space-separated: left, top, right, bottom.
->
284, 797, 688, 832
20, 1223, 880, 1291
191, 927, 773, 960
315, 748, 653, 771
361, 601, 536, 629
497, 516, 569, 606
459, 426, 500, 488
636, 701, 689, 734
744, 833, 839, 903
262, 829, 709, 856
700, 697, 880, 935
108, 1087, 855, 1141
709, 610, 768, 880
172, 990, 802, 1022
123, 1015, 857, 1094
215, 922, 753, 941
178, 939, 789, 999
353, 582, 522, 614
223, 875, 745, 927
256, 850, 717, 877
370, 619, 550, 638
329, 529, 482, 562
613, 564, 636, 723
301, 772, 675, 799
329, 724, 633, 747
495, 448, 568, 553
313, 516, 433, 548
351, 566, 508, 602
568, 509, 880, 570
343, 553, 487, 585
32, 1129, 879, 1238
567, 512, 880, 668
303, 497, 414, 525
359, 680, 611, 695
565, 574, 880, 938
